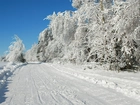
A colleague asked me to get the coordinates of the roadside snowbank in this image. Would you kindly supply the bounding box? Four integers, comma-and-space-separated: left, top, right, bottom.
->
0, 62, 27, 90
47, 63, 140, 102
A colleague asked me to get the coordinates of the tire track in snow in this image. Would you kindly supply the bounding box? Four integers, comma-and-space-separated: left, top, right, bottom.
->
49, 63, 140, 102
39, 64, 100, 105
1, 63, 140, 105
30, 65, 59, 104
40, 64, 115, 105
40, 64, 104, 105
44, 63, 139, 105
29, 67, 44, 104
37, 64, 75, 105
7, 66, 24, 105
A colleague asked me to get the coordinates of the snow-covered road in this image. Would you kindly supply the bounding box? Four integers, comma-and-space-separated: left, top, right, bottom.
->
0, 63, 139, 105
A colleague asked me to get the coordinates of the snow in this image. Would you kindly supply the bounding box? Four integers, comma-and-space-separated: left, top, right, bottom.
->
0, 62, 140, 105
0, 0, 140, 104
51, 63, 140, 101
0, 62, 27, 95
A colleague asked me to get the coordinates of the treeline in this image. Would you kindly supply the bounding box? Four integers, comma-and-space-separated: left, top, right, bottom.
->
1, 0, 140, 71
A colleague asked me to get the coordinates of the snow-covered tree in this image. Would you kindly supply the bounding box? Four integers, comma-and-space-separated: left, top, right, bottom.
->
39, 11, 77, 62
25, 44, 38, 62
5, 35, 25, 62
27, 0, 139, 71
46, 11, 76, 45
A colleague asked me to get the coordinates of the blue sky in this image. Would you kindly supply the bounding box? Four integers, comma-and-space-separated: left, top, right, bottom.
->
0, 0, 75, 56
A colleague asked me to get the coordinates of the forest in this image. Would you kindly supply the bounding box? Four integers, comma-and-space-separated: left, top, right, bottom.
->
1, 0, 140, 72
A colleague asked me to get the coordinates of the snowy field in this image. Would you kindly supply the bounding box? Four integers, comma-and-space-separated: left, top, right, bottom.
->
0, 62, 140, 105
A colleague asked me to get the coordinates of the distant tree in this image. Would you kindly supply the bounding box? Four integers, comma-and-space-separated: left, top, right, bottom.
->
25, 44, 39, 62
5, 35, 25, 62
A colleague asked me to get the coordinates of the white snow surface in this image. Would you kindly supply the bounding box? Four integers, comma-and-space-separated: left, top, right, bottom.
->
0, 62, 27, 91
0, 62, 140, 105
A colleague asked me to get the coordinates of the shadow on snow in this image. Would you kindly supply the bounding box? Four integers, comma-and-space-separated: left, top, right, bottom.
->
0, 80, 12, 103
0, 71, 13, 104
0, 63, 27, 103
